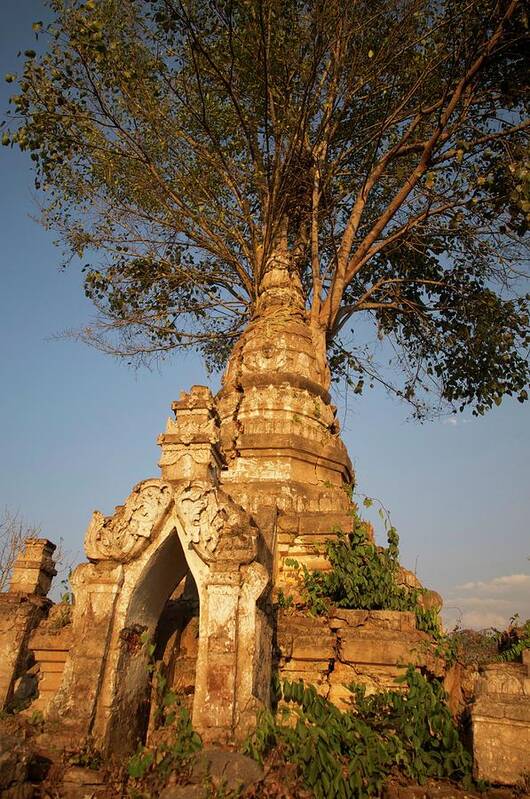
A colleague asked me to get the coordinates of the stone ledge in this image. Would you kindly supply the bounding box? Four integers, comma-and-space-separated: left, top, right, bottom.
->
477, 662, 530, 696
473, 695, 530, 722
330, 609, 417, 632
278, 511, 355, 534
219, 371, 332, 404
339, 634, 426, 667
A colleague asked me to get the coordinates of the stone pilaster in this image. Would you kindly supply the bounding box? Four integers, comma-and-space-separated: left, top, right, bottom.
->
47, 561, 124, 744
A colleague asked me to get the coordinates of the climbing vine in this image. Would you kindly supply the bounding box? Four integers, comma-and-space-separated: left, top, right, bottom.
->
287, 508, 438, 625
244, 667, 472, 799
284, 499, 464, 665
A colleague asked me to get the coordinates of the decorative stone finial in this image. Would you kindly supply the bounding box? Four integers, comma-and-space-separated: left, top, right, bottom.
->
9, 538, 57, 596
158, 385, 223, 483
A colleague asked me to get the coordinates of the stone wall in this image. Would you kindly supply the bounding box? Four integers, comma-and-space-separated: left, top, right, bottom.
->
0, 592, 49, 709
0, 539, 56, 710
28, 604, 73, 715
471, 651, 530, 785
276, 608, 441, 710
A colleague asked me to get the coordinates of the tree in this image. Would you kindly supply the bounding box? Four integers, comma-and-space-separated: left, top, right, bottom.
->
4, 0, 530, 416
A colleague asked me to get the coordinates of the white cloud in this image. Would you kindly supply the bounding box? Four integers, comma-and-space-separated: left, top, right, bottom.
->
450, 596, 514, 609
453, 610, 510, 629
442, 572, 530, 630
458, 574, 530, 592
441, 416, 470, 427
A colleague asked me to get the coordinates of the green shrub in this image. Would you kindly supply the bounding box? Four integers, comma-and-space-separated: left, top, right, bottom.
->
290, 524, 420, 613
287, 512, 449, 639
244, 667, 472, 799
496, 617, 530, 662
285, 498, 468, 665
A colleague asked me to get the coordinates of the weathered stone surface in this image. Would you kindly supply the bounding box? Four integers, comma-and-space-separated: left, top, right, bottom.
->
61, 766, 106, 799
330, 609, 417, 631
9, 540, 56, 597
0, 594, 50, 710
159, 786, 204, 799
472, 658, 530, 784
215, 267, 354, 567
330, 661, 409, 708
26, 606, 73, 715
290, 635, 335, 661
0, 540, 57, 711
175, 482, 259, 564
443, 663, 478, 718
276, 608, 437, 708
0, 735, 35, 798
476, 662, 530, 696
277, 511, 355, 535
339, 633, 421, 666
191, 750, 264, 791
159, 386, 224, 485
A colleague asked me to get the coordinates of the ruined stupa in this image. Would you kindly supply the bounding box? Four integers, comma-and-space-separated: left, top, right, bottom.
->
35, 253, 358, 752
1, 258, 529, 787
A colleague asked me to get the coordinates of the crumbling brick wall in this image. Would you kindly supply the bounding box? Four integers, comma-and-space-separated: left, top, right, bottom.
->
276, 608, 441, 710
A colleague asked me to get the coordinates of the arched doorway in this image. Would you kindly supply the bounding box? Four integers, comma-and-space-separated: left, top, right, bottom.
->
103, 527, 197, 755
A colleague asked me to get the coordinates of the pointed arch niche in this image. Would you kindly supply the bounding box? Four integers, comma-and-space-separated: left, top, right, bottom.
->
48, 479, 270, 754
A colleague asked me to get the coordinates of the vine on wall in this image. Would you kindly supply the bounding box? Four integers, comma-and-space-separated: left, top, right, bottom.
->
285, 501, 448, 645
244, 667, 473, 799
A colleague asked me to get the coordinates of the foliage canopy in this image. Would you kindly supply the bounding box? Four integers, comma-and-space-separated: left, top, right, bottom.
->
4, 0, 530, 415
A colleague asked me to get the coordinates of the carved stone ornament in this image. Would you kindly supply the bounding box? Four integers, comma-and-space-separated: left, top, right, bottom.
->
164, 415, 219, 444
84, 479, 174, 562
176, 483, 257, 564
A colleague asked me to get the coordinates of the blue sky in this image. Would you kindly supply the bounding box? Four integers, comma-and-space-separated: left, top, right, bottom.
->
1, 0, 528, 628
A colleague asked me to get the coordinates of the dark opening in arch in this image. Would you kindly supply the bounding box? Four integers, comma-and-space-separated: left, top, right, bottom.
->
106, 528, 198, 754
